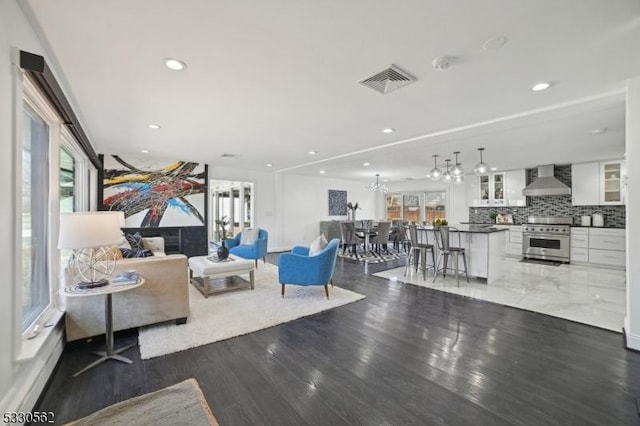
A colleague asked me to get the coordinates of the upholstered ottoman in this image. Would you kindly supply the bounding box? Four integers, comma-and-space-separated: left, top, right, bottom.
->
188, 255, 255, 298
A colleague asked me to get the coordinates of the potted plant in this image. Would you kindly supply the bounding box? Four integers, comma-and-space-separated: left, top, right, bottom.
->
489, 212, 498, 223
346, 201, 360, 221
214, 216, 230, 260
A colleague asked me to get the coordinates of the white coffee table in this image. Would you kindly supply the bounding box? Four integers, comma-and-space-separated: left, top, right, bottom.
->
188, 254, 255, 298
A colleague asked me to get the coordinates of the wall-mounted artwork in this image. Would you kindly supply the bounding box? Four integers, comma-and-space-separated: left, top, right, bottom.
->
328, 190, 347, 216
102, 155, 207, 227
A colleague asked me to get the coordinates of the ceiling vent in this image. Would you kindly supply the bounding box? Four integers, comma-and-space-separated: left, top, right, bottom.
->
220, 153, 239, 158
359, 64, 416, 94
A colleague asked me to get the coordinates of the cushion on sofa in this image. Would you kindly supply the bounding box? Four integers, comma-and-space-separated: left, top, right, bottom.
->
120, 248, 154, 258
125, 232, 144, 250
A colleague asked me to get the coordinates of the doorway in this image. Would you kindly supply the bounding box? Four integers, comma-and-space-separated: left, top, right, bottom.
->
210, 180, 254, 241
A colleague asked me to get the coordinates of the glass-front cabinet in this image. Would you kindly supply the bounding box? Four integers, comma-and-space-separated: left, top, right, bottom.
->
600, 160, 626, 205
492, 173, 505, 205
476, 173, 505, 206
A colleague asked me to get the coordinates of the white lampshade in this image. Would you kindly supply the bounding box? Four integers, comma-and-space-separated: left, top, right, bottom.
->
58, 212, 124, 249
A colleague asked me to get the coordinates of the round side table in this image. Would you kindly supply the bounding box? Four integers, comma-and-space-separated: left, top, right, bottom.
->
61, 278, 145, 377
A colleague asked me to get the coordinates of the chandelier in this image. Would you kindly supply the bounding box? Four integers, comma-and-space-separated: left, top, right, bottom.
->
366, 174, 388, 193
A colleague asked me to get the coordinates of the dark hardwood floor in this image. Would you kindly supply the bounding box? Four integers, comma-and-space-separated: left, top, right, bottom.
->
35, 253, 640, 425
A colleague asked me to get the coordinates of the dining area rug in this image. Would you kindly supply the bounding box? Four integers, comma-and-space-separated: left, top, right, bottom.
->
337, 247, 408, 264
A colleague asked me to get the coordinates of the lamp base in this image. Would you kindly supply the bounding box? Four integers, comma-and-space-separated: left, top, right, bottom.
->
76, 278, 109, 290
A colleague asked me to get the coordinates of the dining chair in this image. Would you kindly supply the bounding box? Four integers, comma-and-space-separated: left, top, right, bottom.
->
370, 221, 391, 254
340, 221, 363, 258
432, 226, 469, 286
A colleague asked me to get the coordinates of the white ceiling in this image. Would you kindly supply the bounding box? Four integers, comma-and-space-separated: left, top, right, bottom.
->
24, 0, 640, 181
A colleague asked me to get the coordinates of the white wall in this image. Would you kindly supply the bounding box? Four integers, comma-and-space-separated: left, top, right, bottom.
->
209, 166, 281, 248
279, 174, 376, 249
384, 178, 468, 224
0, 0, 65, 413
625, 76, 640, 349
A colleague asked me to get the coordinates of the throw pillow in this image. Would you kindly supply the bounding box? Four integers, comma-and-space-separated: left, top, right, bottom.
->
119, 248, 153, 258
240, 228, 260, 245
125, 232, 144, 250
309, 234, 328, 256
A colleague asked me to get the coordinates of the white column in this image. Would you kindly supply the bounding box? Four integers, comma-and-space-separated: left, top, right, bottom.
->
625, 76, 640, 349
239, 185, 245, 229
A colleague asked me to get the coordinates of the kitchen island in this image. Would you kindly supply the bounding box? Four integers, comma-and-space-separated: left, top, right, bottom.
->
423, 224, 507, 284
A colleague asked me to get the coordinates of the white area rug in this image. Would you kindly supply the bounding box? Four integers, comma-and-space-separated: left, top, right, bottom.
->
373, 258, 625, 332
138, 263, 365, 359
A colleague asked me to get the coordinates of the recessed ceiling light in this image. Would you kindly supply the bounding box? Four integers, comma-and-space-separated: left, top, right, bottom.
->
490, 167, 497, 171
591, 128, 608, 134
164, 58, 187, 71
383, 179, 389, 182
483, 36, 508, 50
266, 163, 273, 167
148, 124, 161, 129
319, 170, 325, 174
363, 162, 371, 166
382, 128, 395, 134
531, 82, 551, 91
140, 149, 150, 154
308, 151, 318, 155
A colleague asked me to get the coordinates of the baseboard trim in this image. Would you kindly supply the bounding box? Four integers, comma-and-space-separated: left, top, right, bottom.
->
623, 324, 640, 352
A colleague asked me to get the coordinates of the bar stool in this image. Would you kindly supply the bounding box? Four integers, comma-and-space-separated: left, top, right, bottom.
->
404, 225, 436, 280
432, 226, 469, 286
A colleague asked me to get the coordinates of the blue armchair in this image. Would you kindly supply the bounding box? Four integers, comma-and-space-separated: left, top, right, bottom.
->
226, 229, 268, 267
278, 238, 340, 299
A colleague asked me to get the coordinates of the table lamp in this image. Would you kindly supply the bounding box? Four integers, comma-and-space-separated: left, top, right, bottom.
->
58, 211, 124, 289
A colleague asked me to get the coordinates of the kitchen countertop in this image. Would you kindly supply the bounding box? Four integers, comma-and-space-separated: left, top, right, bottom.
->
426, 224, 508, 233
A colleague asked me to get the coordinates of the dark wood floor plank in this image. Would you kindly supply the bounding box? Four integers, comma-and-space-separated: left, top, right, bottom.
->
33, 253, 640, 425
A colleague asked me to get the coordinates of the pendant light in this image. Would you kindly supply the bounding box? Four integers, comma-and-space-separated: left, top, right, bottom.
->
429, 155, 442, 181
451, 151, 464, 177
453, 172, 465, 184
442, 159, 452, 183
474, 147, 490, 176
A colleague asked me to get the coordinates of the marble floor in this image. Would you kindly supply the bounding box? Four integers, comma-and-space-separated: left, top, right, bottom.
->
373, 258, 626, 332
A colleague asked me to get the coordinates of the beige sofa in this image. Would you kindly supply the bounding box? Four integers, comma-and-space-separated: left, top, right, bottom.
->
64, 253, 190, 342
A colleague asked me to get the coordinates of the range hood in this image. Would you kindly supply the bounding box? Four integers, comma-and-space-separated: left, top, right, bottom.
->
522, 165, 571, 197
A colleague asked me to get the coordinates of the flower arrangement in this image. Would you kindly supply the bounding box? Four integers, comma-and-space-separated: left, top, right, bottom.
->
346, 202, 360, 221
215, 215, 230, 241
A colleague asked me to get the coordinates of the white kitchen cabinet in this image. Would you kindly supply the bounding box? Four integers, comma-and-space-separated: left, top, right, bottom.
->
599, 160, 626, 205
508, 226, 523, 257
572, 227, 626, 269
505, 170, 526, 206
570, 227, 589, 262
572, 162, 600, 206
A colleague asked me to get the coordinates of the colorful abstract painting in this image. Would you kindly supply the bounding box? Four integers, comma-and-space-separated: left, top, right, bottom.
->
103, 155, 206, 227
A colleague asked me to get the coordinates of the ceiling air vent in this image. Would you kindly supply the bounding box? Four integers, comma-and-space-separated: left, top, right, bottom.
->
220, 153, 239, 158
359, 64, 416, 94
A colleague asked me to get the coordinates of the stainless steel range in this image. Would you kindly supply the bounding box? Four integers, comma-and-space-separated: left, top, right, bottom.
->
522, 216, 572, 263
